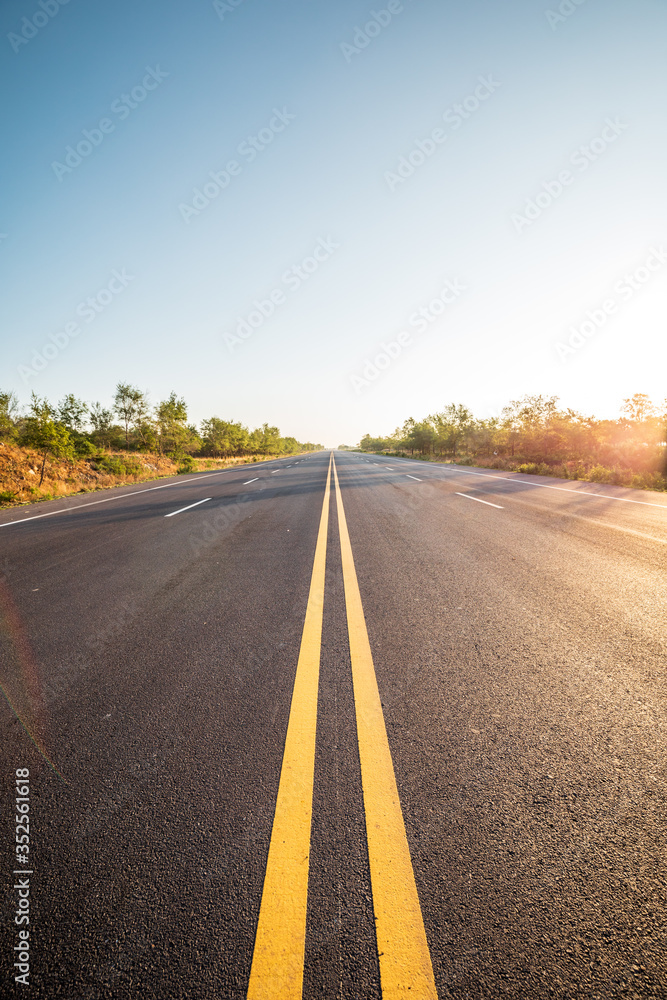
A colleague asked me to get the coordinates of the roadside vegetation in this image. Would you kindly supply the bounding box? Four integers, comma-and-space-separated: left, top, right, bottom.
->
0, 385, 323, 507
358, 393, 667, 492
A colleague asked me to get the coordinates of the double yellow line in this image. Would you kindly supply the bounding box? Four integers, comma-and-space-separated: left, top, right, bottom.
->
247, 453, 438, 999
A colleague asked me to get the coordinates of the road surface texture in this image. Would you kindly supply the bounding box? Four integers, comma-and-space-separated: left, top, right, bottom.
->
1, 450, 666, 998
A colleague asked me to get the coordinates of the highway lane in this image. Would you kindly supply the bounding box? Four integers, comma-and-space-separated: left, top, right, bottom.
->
1, 450, 666, 997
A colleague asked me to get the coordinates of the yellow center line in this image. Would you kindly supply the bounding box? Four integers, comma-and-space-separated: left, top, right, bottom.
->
332, 456, 438, 998
246, 452, 333, 999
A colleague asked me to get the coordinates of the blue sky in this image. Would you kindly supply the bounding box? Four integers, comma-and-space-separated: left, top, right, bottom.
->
2, 0, 665, 446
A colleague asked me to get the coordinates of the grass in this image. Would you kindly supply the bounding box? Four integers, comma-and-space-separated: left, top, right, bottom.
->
0, 444, 309, 509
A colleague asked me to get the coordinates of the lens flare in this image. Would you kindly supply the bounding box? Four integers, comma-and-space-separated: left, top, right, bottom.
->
0, 580, 68, 784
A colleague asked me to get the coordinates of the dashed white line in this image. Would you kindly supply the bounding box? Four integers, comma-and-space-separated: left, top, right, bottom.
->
271, 471, 279, 474
455, 492, 504, 509
164, 498, 212, 518
406, 475, 422, 482
0, 469, 239, 529
244, 478, 259, 485
385, 467, 395, 470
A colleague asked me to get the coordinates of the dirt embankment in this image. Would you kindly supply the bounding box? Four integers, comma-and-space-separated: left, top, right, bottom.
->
0, 444, 264, 509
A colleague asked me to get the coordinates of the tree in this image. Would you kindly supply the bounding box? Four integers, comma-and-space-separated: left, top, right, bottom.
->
404, 420, 437, 455
57, 394, 88, 432
113, 383, 149, 448
257, 423, 281, 455
201, 418, 248, 457
0, 390, 19, 440
430, 404, 473, 457
279, 436, 300, 455
621, 393, 655, 424
19, 394, 74, 485
155, 392, 188, 455
89, 402, 115, 449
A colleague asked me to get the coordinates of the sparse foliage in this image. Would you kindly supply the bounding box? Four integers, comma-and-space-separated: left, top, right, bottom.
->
19, 393, 75, 485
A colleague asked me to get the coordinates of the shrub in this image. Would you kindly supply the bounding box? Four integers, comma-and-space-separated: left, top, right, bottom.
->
73, 437, 96, 457
177, 456, 195, 474
95, 456, 127, 476
586, 465, 612, 484
91, 455, 142, 478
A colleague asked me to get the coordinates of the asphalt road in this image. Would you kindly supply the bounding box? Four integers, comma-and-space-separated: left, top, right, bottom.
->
1, 450, 666, 999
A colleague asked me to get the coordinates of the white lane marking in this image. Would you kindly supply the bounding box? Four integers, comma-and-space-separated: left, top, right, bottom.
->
406, 475, 422, 482
164, 498, 212, 518
0, 469, 241, 529
243, 478, 259, 485
271, 471, 279, 474
455, 492, 504, 509
560, 512, 667, 545
385, 467, 395, 470
438, 467, 667, 509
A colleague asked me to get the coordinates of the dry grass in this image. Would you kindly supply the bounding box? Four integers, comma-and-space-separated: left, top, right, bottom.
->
0, 444, 273, 509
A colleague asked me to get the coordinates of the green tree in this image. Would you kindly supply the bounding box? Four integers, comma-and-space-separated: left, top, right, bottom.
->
430, 404, 473, 457
156, 392, 188, 455
256, 423, 281, 455
201, 418, 249, 457
89, 402, 115, 448
0, 390, 19, 440
113, 383, 149, 448
409, 421, 437, 455
19, 394, 75, 485
57, 394, 88, 432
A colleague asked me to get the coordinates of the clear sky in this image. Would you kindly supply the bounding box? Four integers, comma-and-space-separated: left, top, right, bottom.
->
2, 0, 665, 446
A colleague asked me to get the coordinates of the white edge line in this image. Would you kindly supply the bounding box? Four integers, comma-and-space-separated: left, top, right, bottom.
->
455, 492, 504, 509
0, 468, 242, 529
164, 498, 212, 518
367, 456, 667, 510
437, 466, 667, 509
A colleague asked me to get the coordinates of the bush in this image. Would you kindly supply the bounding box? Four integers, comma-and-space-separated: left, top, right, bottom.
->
94, 456, 126, 476
517, 462, 550, 476
630, 471, 667, 491
177, 456, 195, 474
73, 437, 96, 457
91, 455, 142, 477
609, 468, 632, 487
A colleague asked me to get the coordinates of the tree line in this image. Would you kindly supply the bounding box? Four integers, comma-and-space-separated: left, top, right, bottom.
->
0, 384, 322, 485
359, 393, 667, 489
